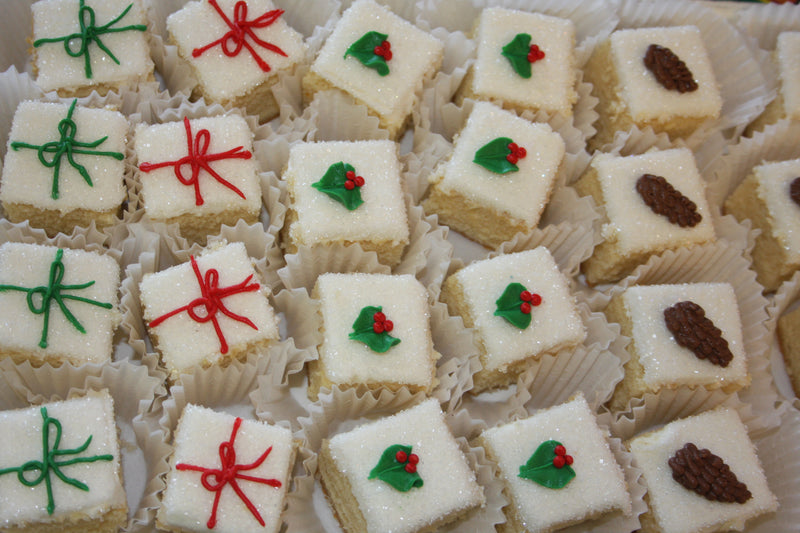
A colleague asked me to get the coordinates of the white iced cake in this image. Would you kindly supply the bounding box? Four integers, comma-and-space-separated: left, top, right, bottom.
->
605, 283, 750, 411
309, 273, 438, 400
1, 100, 127, 235
0, 242, 121, 367
424, 101, 566, 249
585, 26, 722, 148
167, 0, 307, 122
135, 114, 261, 243
441, 247, 586, 393
31, 0, 153, 96
318, 398, 485, 533
0, 390, 126, 532
724, 158, 800, 291
304, 0, 444, 138
628, 407, 778, 533
281, 140, 409, 266
139, 241, 279, 381
575, 148, 716, 285
157, 404, 295, 533
480, 394, 631, 533
749, 32, 800, 133
458, 8, 577, 117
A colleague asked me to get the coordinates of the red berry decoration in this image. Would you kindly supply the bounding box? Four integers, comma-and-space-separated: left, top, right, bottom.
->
520, 302, 532, 314
531, 293, 542, 306
408, 453, 419, 465
506, 153, 519, 164
374, 45, 383, 55
520, 290, 532, 302
354, 175, 365, 187
405, 463, 417, 473
373, 322, 384, 333
554, 445, 566, 456
344, 180, 355, 190
565, 455, 574, 466
517, 146, 527, 158
395, 450, 407, 463
383, 320, 394, 332
527, 44, 545, 63
373, 312, 386, 322
553, 455, 566, 469
382, 40, 390, 51
346, 170, 356, 180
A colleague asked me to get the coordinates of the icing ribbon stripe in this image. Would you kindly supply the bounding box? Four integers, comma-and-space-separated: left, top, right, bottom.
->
0, 407, 113, 515
192, 0, 287, 72
176, 417, 282, 528
138, 117, 252, 206
10, 99, 124, 200
0, 248, 113, 349
33, 0, 147, 79
147, 255, 260, 354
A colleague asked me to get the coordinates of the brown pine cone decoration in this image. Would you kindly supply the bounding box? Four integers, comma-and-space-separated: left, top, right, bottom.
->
668, 443, 752, 504
790, 177, 800, 207
644, 44, 699, 93
664, 300, 733, 367
636, 174, 702, 228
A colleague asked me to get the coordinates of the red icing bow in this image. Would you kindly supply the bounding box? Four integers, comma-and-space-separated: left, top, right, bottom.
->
147, 255, 260, 354
176, 417, 282, 528
139, 117, 252, 206
192, 0, 288, 72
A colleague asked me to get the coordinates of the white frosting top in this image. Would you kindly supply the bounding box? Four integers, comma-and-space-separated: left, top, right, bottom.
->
284, 140, 409, 247
593, 148, 715, 254
310, 0, 443, 126
167, 0, 306, 101
623, 283, 748, 389
629, 408, 778, 533
140, 242, 279, 377
160, 404, 293, 533
316, 273, 435, 388
32, 0, 153, 93
0, 390, 125, 527
326, 398, 484, 533
611, 26, 722, 122
777, 32, 800, 120
753, 159, 800, 262
481, 395, 631, 532
472, 8, 577, 115
0, 242, 120, 364
135, 115, 261, 219
1, 101, 127, 212
437, 101, 565, 226
452, 247, 585, 372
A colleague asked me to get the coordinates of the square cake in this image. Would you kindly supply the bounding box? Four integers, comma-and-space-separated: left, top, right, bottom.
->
628, 407, 778, 533
167, 0, 307, 123
441, 247, 586, 394
281, 140, 409, 266
0, 390, 126, 532
309, 273, 438, 401
604, 283, 750, 412
423, 101, 566, 249
748, 32, 800, 133
724, 158, 800, 291
575, 148, 716, 286
139, 241, 279, 381
456, 7, 578, 117
585, 26, 722, 149
1, 100, 128, 236
318, 398, 485, 533
157, 404, 295, 533
777, 302, 800, 398
303, 0, 444, 139
480, 394, 631, 533
135, 114, 262, 244
0, 242, 121, 367
31, 0, 154, 96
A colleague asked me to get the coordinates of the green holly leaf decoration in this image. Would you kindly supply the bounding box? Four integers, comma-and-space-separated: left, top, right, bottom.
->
494, 282, 532, 329
344, 31, 390, 76
519, 440, 576, 489
349, 305, 401, 353
502, 33, 533, 78
368, 444, 423, 492
473, 137, 518, 174
312, 162, 364, 210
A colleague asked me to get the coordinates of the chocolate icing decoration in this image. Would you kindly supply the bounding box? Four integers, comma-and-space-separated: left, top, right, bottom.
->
668, 442, 752, 504
664, 300, 733, 367
790, 177, 800, 207
644, 44, 698, 93
636, 173, 702, 228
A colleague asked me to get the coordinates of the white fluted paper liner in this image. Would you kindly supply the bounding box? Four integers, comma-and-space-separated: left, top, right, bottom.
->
278, 244, 390, 292
617, 0, 769, 138
734, 3, 800, 51
585, 239, 780, 428
302, 90, 391, 142
291, 387, 504, 532
0, 359, 167, 532
765, 270, 800, 402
